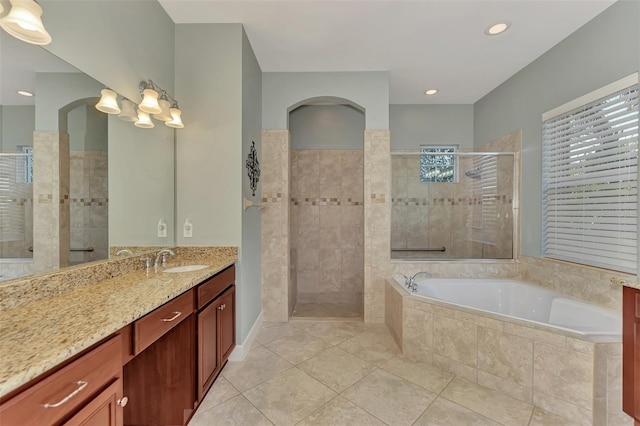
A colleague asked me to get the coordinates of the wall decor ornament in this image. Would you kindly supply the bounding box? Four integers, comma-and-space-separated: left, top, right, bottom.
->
246, 141, 260, 197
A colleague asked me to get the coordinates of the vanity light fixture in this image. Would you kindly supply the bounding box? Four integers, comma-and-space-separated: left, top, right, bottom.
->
424, 89, 439, 95
0, 0, 52, 46
485, 21, 510, 36
95, 88, 121, 114
0, 4, 4, 14
17, 90, 33, 97
134, 109, 154, 129
118, 99, 138, 122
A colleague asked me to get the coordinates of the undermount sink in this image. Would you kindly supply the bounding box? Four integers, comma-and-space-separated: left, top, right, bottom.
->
162, 264, 209, 273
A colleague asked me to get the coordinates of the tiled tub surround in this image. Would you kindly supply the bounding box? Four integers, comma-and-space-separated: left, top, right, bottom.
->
69, 150, 108, 265
0, 246, 237, 398
391, 153, 514, 260
385, 278, 632, 426
290, 149, 364, 314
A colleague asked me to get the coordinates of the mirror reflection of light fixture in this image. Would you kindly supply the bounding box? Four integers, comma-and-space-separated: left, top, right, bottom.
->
166, 103, 184, 129
0, 0, 52, 46
153, 92, 172, 122
138, 81, 162, 114
134, 109, 154, 129
118, 99, 138, 122
95, 88, 121, 114
0, 4, 4, 13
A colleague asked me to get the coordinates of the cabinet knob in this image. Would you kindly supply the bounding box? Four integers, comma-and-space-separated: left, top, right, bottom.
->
117, 396, 129, 407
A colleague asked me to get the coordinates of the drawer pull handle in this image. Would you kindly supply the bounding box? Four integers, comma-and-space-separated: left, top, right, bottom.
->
43, 381, 88, 408
218, 304, 226, 311
162, 311, 182, 322
117, 396, 129, 407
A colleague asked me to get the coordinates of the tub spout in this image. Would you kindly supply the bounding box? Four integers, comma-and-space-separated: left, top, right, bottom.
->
408, 271, 432, 293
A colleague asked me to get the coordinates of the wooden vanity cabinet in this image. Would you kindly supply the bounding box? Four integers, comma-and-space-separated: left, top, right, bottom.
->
623, 286, 640, 424
0, 335, 124, 426
196, 266, 236, 401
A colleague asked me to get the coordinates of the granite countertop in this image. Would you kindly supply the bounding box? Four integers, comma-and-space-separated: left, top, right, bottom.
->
0, 253, 236, 399
610, 277, 640, 291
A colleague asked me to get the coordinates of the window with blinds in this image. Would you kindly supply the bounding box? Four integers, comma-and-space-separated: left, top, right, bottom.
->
542, 77, 639, 273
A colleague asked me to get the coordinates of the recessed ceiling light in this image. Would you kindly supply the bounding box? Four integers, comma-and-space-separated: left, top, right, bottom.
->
485, 22, 510, 36
17, 90, 34, 97
424, 89, 438, 96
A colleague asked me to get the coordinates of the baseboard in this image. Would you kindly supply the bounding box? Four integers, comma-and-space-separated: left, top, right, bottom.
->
228, 311, 263, 362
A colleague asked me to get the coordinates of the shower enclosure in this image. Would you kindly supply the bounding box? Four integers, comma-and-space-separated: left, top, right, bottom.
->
391, 151, 515, 260
0, 151, 33, 260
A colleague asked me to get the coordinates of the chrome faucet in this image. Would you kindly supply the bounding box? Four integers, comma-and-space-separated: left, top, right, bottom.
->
115, 249, 133, 256
402, 271, 432, 293
154, 249, 176, 268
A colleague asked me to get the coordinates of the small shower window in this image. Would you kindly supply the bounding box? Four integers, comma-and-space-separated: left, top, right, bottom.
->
420, 145, 457, 183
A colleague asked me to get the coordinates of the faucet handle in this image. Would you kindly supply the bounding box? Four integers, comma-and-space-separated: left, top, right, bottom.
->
141, 258, 151, 270
401, 274, 411, 288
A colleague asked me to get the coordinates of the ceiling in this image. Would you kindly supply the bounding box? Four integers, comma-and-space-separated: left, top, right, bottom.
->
159, 0, 617, 104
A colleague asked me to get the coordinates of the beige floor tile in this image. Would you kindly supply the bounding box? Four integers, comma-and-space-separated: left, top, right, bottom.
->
298, 346, 375, 392
297, 396, 386, 426
266, 330, 332, 364
256, 321, 301, 344
529, 407, 582, 426
293, 302, 363, 318
305, 321, 366, 345
380, 356, 454, 394
194, 376, 239, 413
338, 327, 401, 365
441, 377, 533, 426
187, 394, 273, 426
413, 397, 501, 426
222, 343, 292, 392
342, 369, 436, 426
243, 368, 336, 426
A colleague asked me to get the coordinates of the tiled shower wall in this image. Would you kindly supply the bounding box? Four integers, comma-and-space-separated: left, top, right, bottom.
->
69, 150, 108, 265
290, 149, 364, 307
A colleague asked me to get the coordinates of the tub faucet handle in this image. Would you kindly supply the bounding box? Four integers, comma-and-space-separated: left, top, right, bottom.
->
401, 274, 411, 288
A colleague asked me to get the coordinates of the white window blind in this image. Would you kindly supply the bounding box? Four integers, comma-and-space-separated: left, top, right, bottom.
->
542, 81, 639, 273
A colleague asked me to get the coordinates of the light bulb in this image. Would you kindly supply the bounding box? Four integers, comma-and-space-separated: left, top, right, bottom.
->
134, 109, 154, 129
139, 88, 161, 114
0, 0, 52, 46
95, 89, 120, 114
165, 107, 184, 129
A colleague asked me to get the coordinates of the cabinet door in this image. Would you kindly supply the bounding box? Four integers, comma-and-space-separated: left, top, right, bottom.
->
63, 379, 123, 426
219, 286, 236, 363
197, 300, 220, 400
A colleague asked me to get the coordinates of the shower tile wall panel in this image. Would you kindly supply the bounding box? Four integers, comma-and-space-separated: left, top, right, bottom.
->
291, 149, 364, 306
0, 184, 33, 259
69, 150, 108, 265
261, 130, 290, 322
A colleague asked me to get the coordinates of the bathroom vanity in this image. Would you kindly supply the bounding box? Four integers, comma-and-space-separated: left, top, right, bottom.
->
623, 285, 640, 424
0, 253, 236, 426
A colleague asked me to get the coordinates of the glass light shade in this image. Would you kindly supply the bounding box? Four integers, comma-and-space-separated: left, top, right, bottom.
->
139, 88, 162, 114
0, 4, 4, 13
134, 109, 154, 129
0, 0, 52, 46
166, 108, 184, 129
153, 99, 172, 122
95, 89, 121, 114
118, 99, 138, 122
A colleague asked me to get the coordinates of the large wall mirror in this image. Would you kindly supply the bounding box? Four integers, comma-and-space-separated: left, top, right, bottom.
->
0, 32, 175, 281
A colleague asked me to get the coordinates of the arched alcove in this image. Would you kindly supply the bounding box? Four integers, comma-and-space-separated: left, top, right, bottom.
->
287, 96, 365, 319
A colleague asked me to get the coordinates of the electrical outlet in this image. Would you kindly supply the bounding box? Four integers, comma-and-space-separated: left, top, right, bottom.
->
157, 219, 167, 238
183, 219, 193, 238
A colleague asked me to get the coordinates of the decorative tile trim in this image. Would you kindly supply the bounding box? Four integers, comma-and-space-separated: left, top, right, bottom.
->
290, 197, 363, 206
371, 193, 386, 204
37, 194, 53, 204
392, 195, 513, 206
70, 198, 109, 207
261, 193, 283, 203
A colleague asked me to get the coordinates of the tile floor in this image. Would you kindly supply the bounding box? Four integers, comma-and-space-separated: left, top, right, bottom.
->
188, 320, 578, 426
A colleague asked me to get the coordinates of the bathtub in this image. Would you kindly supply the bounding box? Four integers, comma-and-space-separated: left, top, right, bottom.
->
394, 276, 621, 336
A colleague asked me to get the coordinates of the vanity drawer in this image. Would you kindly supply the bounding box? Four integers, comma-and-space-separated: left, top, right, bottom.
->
0, 335, 121, 426
197, 265, 235, 310
134, 290, 194, 355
